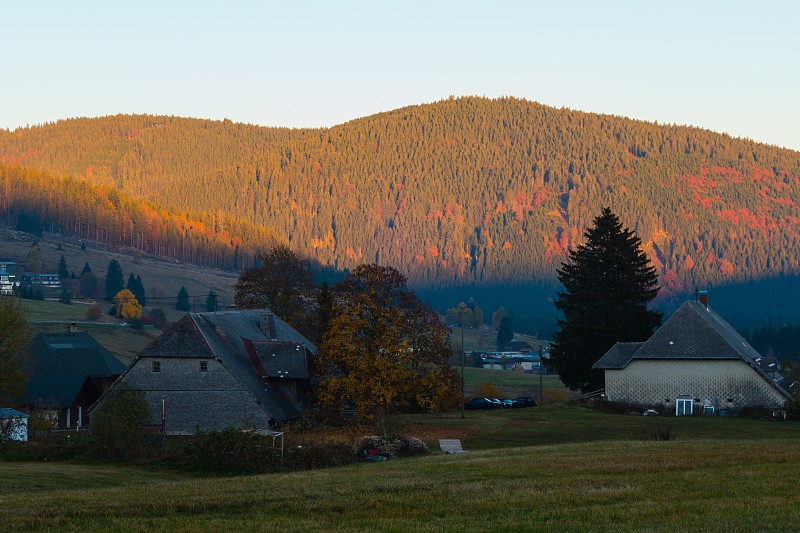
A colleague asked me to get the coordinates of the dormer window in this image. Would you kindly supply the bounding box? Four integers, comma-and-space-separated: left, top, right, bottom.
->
152, 361, 161, 372
200, 361, 208, 372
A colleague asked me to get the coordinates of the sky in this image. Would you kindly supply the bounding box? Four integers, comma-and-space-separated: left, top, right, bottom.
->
2, 1, 799, 151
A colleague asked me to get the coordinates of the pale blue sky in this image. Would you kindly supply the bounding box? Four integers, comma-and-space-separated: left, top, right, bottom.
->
2, 1, 798, 151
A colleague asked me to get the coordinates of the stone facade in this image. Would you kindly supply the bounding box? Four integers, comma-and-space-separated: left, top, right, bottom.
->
604, 359, 789, 412
90, 310, 316, 435
120, 357, 271, 435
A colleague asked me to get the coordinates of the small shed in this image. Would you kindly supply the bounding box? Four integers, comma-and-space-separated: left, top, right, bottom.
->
0, 408, 30, 442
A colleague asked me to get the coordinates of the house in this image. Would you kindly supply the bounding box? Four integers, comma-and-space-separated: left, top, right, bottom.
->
91, 309, 315, 435
0, 261, 16, 294
0, 408, 30, 442
593, 297, 792, 415
21, 273, 61, 287
16, 332, 125, 429
498, 339, 535, 353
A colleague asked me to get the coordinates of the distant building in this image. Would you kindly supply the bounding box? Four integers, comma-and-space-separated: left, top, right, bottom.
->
21, 273, 61, 287
91, 309, 315, 435
16, 332, 125, 429
0, 261, 16, 295
593, 298, 791, 415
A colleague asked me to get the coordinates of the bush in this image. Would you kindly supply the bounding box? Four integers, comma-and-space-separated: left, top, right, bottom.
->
167, 429, 283, 474
91, 388, 149, 459
357, 435, 427, 458
474, 382, 501, 399
85, 305, 102, 321
654, 425, 676, 441
285, 441, 357, 470
148, 307, 170, 330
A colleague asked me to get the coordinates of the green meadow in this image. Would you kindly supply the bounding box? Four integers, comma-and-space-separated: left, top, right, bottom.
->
3, 404, 800, 531
1, 438, 798, 531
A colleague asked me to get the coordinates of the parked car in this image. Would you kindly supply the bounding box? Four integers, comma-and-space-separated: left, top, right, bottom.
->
511, 396, 537, 408
500, 399, 515, 408
464, 398, 496, 410
487, 398, 503, 408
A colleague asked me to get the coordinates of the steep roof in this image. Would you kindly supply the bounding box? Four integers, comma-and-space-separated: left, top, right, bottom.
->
593, 300, 792, 399
134, 309, 316, 422
18, 332, 125, 407
593, 342, 644, 369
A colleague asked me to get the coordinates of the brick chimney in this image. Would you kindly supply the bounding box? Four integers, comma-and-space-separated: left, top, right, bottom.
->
697, 289, 709, 308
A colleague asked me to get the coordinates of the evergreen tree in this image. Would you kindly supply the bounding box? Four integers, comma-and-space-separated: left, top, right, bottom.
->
104, 259, 124, 301
59, 289, 72, 305
57, 255, 69, 279
205, 290, 218, 312
176, 286, 191, 312
126, 273, 146, 307
550, 207, 662, 393
496, 315, 513, 347
81, 262, 91, 276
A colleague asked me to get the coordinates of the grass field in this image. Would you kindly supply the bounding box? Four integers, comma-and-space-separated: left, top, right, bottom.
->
2, 437, 799, 531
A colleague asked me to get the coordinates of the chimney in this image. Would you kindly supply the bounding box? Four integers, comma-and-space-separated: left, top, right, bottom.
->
259, 313, 277, 340
697, 289, 709, 309
68, 322, 78, 333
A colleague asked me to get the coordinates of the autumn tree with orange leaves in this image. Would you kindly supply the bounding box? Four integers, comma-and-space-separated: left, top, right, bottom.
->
315, 264, 459, 423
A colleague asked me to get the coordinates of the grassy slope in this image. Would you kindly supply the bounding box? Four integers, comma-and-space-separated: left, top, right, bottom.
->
1, 438, 799, 531
19, 298, 167, 363
1, 229, 237, 316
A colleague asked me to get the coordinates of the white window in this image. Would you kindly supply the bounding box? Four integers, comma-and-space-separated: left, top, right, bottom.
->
676, 398, 693, 416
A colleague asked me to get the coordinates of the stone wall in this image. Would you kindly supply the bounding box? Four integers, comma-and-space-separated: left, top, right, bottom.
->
604, 359, 786, 412
119, 357, 271, 435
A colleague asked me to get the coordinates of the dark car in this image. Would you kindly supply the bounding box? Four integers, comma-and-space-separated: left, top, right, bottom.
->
464, 397, 497, 410
511, 396, 537, 408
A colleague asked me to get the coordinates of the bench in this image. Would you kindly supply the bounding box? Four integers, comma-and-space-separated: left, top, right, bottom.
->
439, 439, 466, 454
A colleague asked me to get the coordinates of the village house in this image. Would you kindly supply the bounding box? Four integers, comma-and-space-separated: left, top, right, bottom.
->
91, 309, 315, 435
593, 294, 792, 415
16, 331, 126, 429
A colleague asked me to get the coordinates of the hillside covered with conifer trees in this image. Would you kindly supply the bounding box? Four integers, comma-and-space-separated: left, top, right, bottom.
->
2, 97, 800, 334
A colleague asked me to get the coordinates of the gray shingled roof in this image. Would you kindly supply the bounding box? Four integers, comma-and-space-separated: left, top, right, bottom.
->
250, 340, 311, 379
593, 301, 791, 399
17, 332, 125, 407
593, 342, 644, 369
136, 309, 316, 422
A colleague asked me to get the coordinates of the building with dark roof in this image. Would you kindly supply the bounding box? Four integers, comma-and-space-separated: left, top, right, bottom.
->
593, 299, 791, 415
91, 309, 315, 435
17, 332, 125, 429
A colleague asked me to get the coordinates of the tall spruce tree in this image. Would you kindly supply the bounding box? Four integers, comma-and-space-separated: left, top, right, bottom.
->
176, 286, 191, 312
496, 315, 513, 347
126, 273, 147, 308
57, 255, 69, 279
550, 207, 662, 393
205, 290, 218, 312
104, 260, 124, 301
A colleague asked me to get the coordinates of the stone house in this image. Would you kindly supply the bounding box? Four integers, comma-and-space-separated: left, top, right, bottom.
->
91, 309, 315, 435
593, 298, 791, 415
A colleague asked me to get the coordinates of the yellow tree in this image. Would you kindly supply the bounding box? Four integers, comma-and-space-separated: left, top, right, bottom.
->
316, 264, 458, 422
113, 289, 142, 320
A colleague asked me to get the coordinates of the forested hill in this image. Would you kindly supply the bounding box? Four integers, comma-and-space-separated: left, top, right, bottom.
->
2, 97, 800, 332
